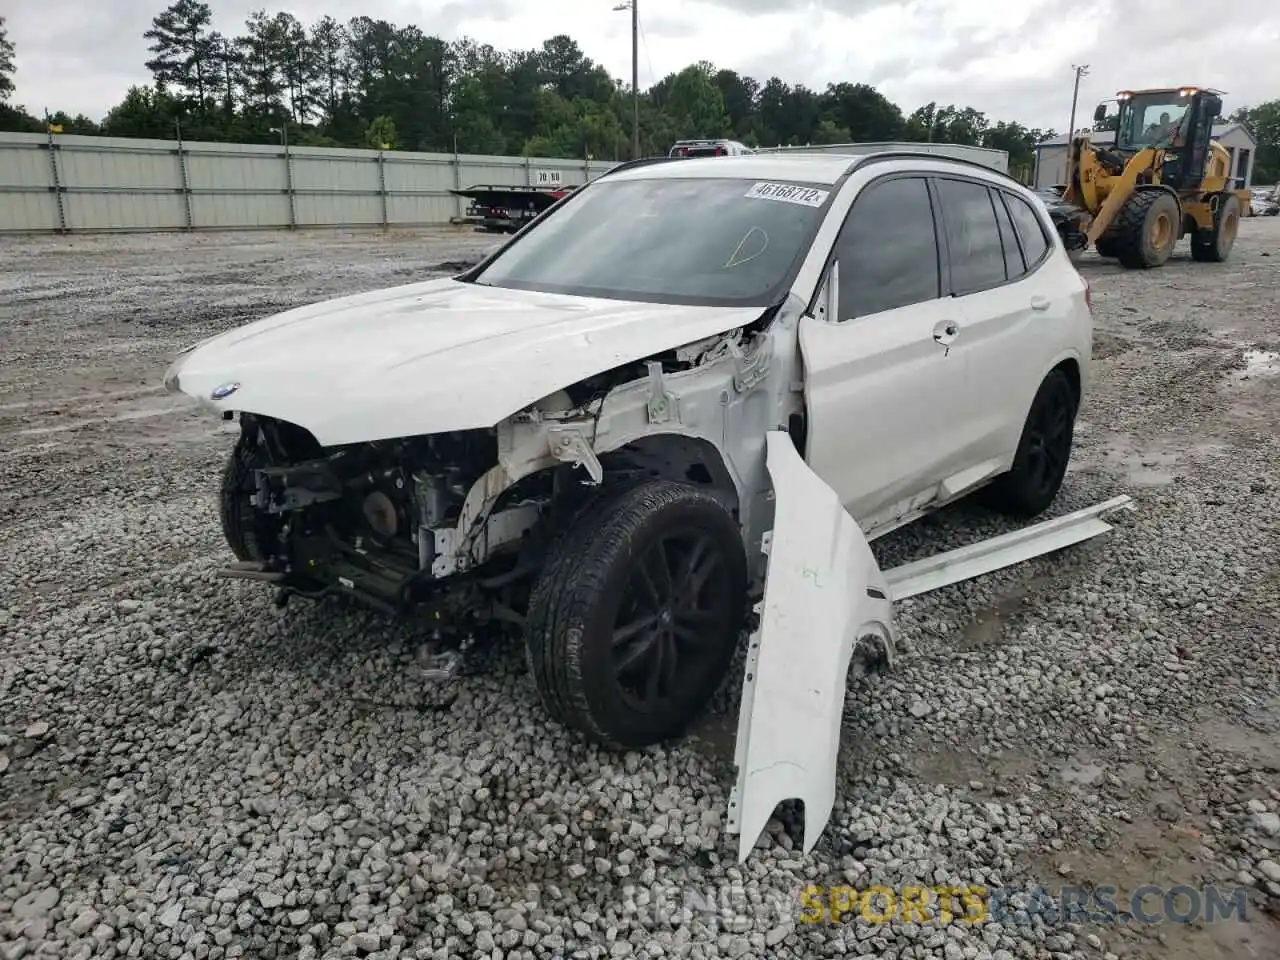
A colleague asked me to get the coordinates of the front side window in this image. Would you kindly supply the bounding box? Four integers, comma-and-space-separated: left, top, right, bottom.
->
469, 176, 832, 306
934, 177, 1006, 295
835, 176, 940, 319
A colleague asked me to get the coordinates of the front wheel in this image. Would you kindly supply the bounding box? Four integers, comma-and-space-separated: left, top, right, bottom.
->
983, 370, 1078, 519
220, 436, 279, 562
1093, 236, 1119, 258
1113, 190, 1180, 269
524, 480, 748, 749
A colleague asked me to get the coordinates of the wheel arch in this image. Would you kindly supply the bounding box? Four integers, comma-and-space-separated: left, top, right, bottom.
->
598, 432, 742, 513
1050, 355, 1083, 411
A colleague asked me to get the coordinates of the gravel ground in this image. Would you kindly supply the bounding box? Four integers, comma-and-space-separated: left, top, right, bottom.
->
2, 223, 1279, 960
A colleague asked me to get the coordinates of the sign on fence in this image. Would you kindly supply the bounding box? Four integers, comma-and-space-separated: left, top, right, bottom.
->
534, 169, 563, 187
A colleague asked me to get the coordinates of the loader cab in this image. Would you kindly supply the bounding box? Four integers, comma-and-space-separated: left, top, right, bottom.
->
1101, 87, 1223, 189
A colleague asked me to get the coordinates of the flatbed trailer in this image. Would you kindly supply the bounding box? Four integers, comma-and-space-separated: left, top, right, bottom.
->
449, 184, 578, 233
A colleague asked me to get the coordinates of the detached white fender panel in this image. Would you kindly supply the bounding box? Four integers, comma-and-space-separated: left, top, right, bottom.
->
726, 431, 897, 861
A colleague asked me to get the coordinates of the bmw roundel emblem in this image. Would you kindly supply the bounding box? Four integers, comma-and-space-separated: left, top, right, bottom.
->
211, 381, 240, 401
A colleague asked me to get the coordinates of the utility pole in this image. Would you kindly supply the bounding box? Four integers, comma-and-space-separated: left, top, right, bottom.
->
613, 1, 640, 159
631, 0, 639, 159
1068, 64, 1089, 141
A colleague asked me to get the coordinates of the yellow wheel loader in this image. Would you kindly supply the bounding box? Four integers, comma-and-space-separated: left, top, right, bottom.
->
1051, 86, 1249, 269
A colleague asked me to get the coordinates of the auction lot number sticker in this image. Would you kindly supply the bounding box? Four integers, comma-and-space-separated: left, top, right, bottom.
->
744, 182, 830, 207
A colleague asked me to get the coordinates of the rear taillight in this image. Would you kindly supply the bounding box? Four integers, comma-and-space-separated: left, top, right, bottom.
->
1083, 277, 1093, 313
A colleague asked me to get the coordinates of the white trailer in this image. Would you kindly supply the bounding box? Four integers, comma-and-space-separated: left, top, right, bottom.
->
753, 140, 1010, 174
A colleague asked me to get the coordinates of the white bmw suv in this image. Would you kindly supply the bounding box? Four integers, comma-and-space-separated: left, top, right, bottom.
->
164, 150, 1092, 842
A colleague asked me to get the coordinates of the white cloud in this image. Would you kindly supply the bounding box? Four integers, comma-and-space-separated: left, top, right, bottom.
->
5, 0, 1279, 130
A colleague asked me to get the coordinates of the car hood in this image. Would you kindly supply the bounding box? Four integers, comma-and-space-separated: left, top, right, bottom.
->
165, 277, 765, 446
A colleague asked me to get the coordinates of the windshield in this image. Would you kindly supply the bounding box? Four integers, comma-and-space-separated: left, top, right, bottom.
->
1116, 93, 1191, 150
468, 176, 833, 307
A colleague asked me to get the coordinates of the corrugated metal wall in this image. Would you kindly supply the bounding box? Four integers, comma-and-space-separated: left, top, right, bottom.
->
0, 132, 619, 234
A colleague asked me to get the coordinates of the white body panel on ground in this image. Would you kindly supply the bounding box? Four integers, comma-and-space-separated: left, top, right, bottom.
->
728, 439, 1133, 857
727, 433, 896, 862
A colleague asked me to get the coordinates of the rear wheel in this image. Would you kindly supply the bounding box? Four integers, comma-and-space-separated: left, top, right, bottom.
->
984, 370, 1078, 519
1113, 190, 1180, 269
1191, 194, 1240, 263
524, 480, 747, 749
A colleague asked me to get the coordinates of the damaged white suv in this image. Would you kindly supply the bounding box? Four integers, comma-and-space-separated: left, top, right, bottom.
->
165, 150, 1091, 769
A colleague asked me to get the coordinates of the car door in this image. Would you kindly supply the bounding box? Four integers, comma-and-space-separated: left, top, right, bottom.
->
798, 174, 971, 526
930, 176, 1041, 465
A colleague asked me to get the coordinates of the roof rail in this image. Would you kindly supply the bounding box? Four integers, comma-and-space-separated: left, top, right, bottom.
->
850, 150, 1022, 185
594, 155, 686, 178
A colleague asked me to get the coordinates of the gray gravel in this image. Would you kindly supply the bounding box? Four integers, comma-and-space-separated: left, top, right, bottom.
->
2, 223, 1280, 960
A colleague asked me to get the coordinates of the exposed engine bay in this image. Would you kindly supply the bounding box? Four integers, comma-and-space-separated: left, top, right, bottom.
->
223, 337, 766, 633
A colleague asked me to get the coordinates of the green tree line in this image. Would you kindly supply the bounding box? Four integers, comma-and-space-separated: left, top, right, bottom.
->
0, 5, 1276, 183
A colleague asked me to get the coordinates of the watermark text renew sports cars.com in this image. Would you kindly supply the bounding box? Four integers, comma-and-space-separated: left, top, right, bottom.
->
598, 882, 1254, 930
797, 883, 1251, 925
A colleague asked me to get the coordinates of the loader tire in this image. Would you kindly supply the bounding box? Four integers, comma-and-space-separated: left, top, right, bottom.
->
1191, 193, 1240, 263
524, 480, 747, 750
983, 369, 1078, 519
1113, 190, 1180, 269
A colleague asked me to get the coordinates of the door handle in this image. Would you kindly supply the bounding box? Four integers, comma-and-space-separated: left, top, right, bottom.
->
1030, 296, 1051, 311
933, 320, 959, 345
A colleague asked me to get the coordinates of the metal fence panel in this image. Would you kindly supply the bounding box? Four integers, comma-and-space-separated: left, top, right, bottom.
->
68, 191, 188, 231
190, 191, 291, 230
0, 131, 622, 235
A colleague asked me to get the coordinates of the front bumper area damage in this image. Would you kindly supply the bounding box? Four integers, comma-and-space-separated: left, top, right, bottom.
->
727, 431, 1133, 861
211, 318, 793, 626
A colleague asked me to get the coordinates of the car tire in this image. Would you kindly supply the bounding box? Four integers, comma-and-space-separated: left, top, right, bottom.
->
219, 436, 282, 563
1113, 190, 1180, 269
524, 480, 748, 749
1190, 193, 1239, 263
984, 369, 1078, 519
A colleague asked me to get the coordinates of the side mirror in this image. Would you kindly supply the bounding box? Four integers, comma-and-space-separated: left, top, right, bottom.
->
1093, 103, 1107, 124
1208, 96, 1223, 118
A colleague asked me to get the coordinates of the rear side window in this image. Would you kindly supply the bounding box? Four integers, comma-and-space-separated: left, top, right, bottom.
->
1004, 192, 1051, 267
991, 189, 1024, 277
835, 176, 940, 319
935, 177, 1006, 295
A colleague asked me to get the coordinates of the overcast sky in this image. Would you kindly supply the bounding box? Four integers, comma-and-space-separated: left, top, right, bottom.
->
5, 0, 1280, 132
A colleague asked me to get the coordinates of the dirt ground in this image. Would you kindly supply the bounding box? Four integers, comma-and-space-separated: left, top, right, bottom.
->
2, 221, 1279, 960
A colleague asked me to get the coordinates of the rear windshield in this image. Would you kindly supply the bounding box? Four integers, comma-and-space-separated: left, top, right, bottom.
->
468, 176, 834, 307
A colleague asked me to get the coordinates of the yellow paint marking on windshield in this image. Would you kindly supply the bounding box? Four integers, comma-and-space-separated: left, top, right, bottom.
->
724, 227, 769, 268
